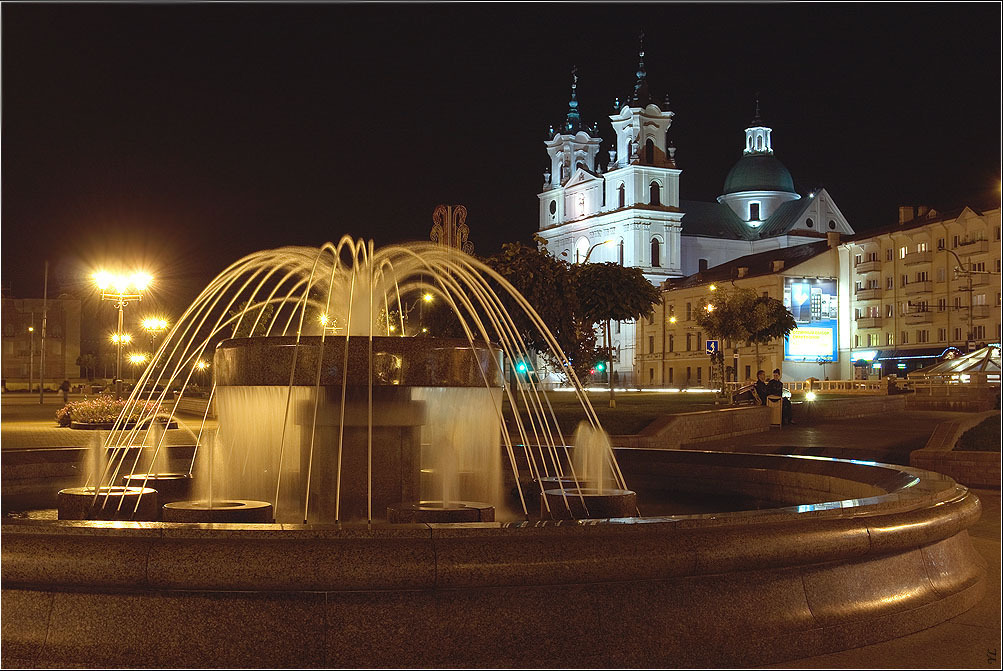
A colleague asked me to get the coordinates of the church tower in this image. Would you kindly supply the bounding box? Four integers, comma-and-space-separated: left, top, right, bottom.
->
535, 38, 685, 382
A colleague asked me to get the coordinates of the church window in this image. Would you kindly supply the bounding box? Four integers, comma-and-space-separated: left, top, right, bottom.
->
749, 202, 761, 221
668, 335, 674, 352
645, 139, 654, 164
756, 135, 763, 151
617, 183, 626, 208
805, 218, 814, 228
698, 259, 708, 272
649, 181, 661, 206
649, 335, 655, 353
549, 201, 557, 215
828, 220, 836, 230
618, 240, 624, 266
650, 238, 661, 267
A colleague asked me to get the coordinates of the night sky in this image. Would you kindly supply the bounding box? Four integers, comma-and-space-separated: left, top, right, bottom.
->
3, 2, 1000, 315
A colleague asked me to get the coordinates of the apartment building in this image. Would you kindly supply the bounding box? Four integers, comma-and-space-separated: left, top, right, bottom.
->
637, 198, 1001, 387
846, 202, 1001, 376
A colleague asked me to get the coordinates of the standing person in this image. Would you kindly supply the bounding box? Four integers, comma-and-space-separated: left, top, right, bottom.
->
754, 370, 768, 405
767, 369, 794, 424
59, 379, 70, 404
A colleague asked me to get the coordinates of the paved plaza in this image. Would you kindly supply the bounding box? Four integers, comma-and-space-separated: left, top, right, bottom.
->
1, 392, 999, 668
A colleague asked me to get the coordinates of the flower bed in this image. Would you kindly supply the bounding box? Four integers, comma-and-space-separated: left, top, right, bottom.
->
56, 394, 170, 429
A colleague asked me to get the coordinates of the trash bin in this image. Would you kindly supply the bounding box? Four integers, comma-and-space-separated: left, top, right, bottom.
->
767, 395, 783, 426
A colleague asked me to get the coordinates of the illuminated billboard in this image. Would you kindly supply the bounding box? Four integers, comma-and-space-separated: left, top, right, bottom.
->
783, 277, 838, 362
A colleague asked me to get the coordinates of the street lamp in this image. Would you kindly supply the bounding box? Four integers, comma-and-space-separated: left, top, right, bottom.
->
141, 317, 169, 353
27, 324, 35, 393
127, 352, 148, 384
94, 271, 152, 398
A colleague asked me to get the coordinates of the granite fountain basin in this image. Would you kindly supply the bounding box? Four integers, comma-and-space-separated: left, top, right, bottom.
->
1, 449, 985, 668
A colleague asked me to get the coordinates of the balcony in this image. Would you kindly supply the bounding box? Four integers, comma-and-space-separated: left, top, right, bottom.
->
855, 317, 882, 329
955, 239, 991, 255
854, 259, 881, 274
903, 250, 932, 265
971, 305, 995, 320
906, 310, 933, 324
904, 281, 933, 295
970, 273, 995, 288
854, 288, 882, 301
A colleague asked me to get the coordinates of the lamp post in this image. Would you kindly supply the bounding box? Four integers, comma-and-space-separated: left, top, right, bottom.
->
93, 271, 152, 399
127, 352, 148, 385
576, 239, 616, 406
141, 317, 168, 354
27, 321, 35, 393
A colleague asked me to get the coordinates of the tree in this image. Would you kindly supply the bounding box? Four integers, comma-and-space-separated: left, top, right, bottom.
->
482, 243, 598, 383
75, 353, 98, 381
696, 286, 797, 395
575, 262, 662, 406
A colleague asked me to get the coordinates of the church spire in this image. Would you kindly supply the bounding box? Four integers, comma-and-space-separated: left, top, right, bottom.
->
628, 31, 651, 107
563, 66, 582, 134
750, 93, 763, 126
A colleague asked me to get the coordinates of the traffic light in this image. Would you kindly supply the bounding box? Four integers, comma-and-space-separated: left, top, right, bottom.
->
516, 361, 528, 373
594, 361, 606, 373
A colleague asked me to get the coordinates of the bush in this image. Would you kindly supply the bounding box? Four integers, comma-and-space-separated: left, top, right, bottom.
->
55, 394, 164, 427
956, 416, 1002, 452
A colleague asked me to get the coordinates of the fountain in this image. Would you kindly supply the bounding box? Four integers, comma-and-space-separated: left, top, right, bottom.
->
1, 239, 987, 668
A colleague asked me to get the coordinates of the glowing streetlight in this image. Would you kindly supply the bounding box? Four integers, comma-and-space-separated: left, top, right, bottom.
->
27, 324, 35, 394
709, 284, 717, 291
422, 293, 434, 303
669, 316, 677, 324
93, 270, 152, 398
111, 333, 132, 345
705, 303, 715, 313
194, 359, 210, 386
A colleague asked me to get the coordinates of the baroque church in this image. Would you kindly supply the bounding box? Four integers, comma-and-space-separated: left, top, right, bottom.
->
535, 47, 855, 382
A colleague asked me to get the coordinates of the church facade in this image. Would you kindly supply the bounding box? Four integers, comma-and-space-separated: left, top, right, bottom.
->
535, 50, 854, 383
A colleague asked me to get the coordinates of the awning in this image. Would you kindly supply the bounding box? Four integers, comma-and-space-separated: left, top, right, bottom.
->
876, 346, 962, 361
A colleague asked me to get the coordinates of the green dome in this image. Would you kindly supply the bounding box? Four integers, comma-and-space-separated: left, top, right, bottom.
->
722, 154, 797, 195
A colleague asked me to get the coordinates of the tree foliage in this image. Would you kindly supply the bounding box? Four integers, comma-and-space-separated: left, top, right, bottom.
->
228, 300, 276, 338
574, 262, 661, 325
695, 286, 797, 345
75, 353, 98, 380
482, 242, 597, 382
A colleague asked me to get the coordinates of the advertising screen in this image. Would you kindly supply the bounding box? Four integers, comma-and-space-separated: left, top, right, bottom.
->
783, 277, 838, 362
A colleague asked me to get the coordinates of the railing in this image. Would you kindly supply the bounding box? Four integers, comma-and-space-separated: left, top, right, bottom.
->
905, 310, 933, 324
904, 281, 933, 295
904, 250, 933, 265
955, 239, 991, 255
723, 379, 887, 395
854, 259, 881, 274
971, 305, 994, 319
854, 288, 882, 301
855, 316, 882, 329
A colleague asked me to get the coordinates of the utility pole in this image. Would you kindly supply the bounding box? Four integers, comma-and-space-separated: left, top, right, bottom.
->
944, 248, 980, 352
39, 261, 48, 404
28, 314, 35, 393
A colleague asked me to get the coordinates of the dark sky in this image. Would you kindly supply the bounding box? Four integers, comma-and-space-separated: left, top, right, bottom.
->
3, 2, 1000, 314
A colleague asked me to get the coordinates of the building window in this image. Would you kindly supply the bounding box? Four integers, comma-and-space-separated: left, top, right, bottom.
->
744, 365, 751, 380
854, 335, 860, 347
669, 368, 674, 384
617, 183, 626, 208
901, 274, 908, 287
886, 333, 893, 346
954, 296, 963, 309
651, 238, 661, 267
618, 240, 624, 265
686, 334, 692, 351
954, 327, 963, 341
953, 235, 960, 248
937, 268, 945, 282
854, 254, 862, 265
917, 242, 928, 252
855, 281, 862, 293
901, 331, 908, 344
686, 367, 692, 382
696, 367, 702, 384
938, 328, 947, 342
828, 220, 836, 230
974, 325, 986, 340
649, 181, 661, 206
668, 334, 674, 352
885, 304, 893, 318
750, 202, 761, 221
937, 238, 945, 250
938, 298, 947, 312
649, 368, 655, 383
698, 258, 708, 271
648, 335, 655, 353
886, 276, 893, 290
686, 303, 691, 321
806, 218, 814, 228
899, 246, 908, 259
916, 271, 928, 282
854, 308, 861, 319
696, 332, 702, 351
886, 248, 893, 261
645, 138, 654, 164
918, 330, 929, 343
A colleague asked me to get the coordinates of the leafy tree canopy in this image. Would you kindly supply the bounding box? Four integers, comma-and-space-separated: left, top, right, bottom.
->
574, 262, 661, 325
695, 286, 797, 345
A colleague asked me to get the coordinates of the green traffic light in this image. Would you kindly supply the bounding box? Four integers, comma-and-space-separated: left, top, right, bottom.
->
595, 361, 606, 372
